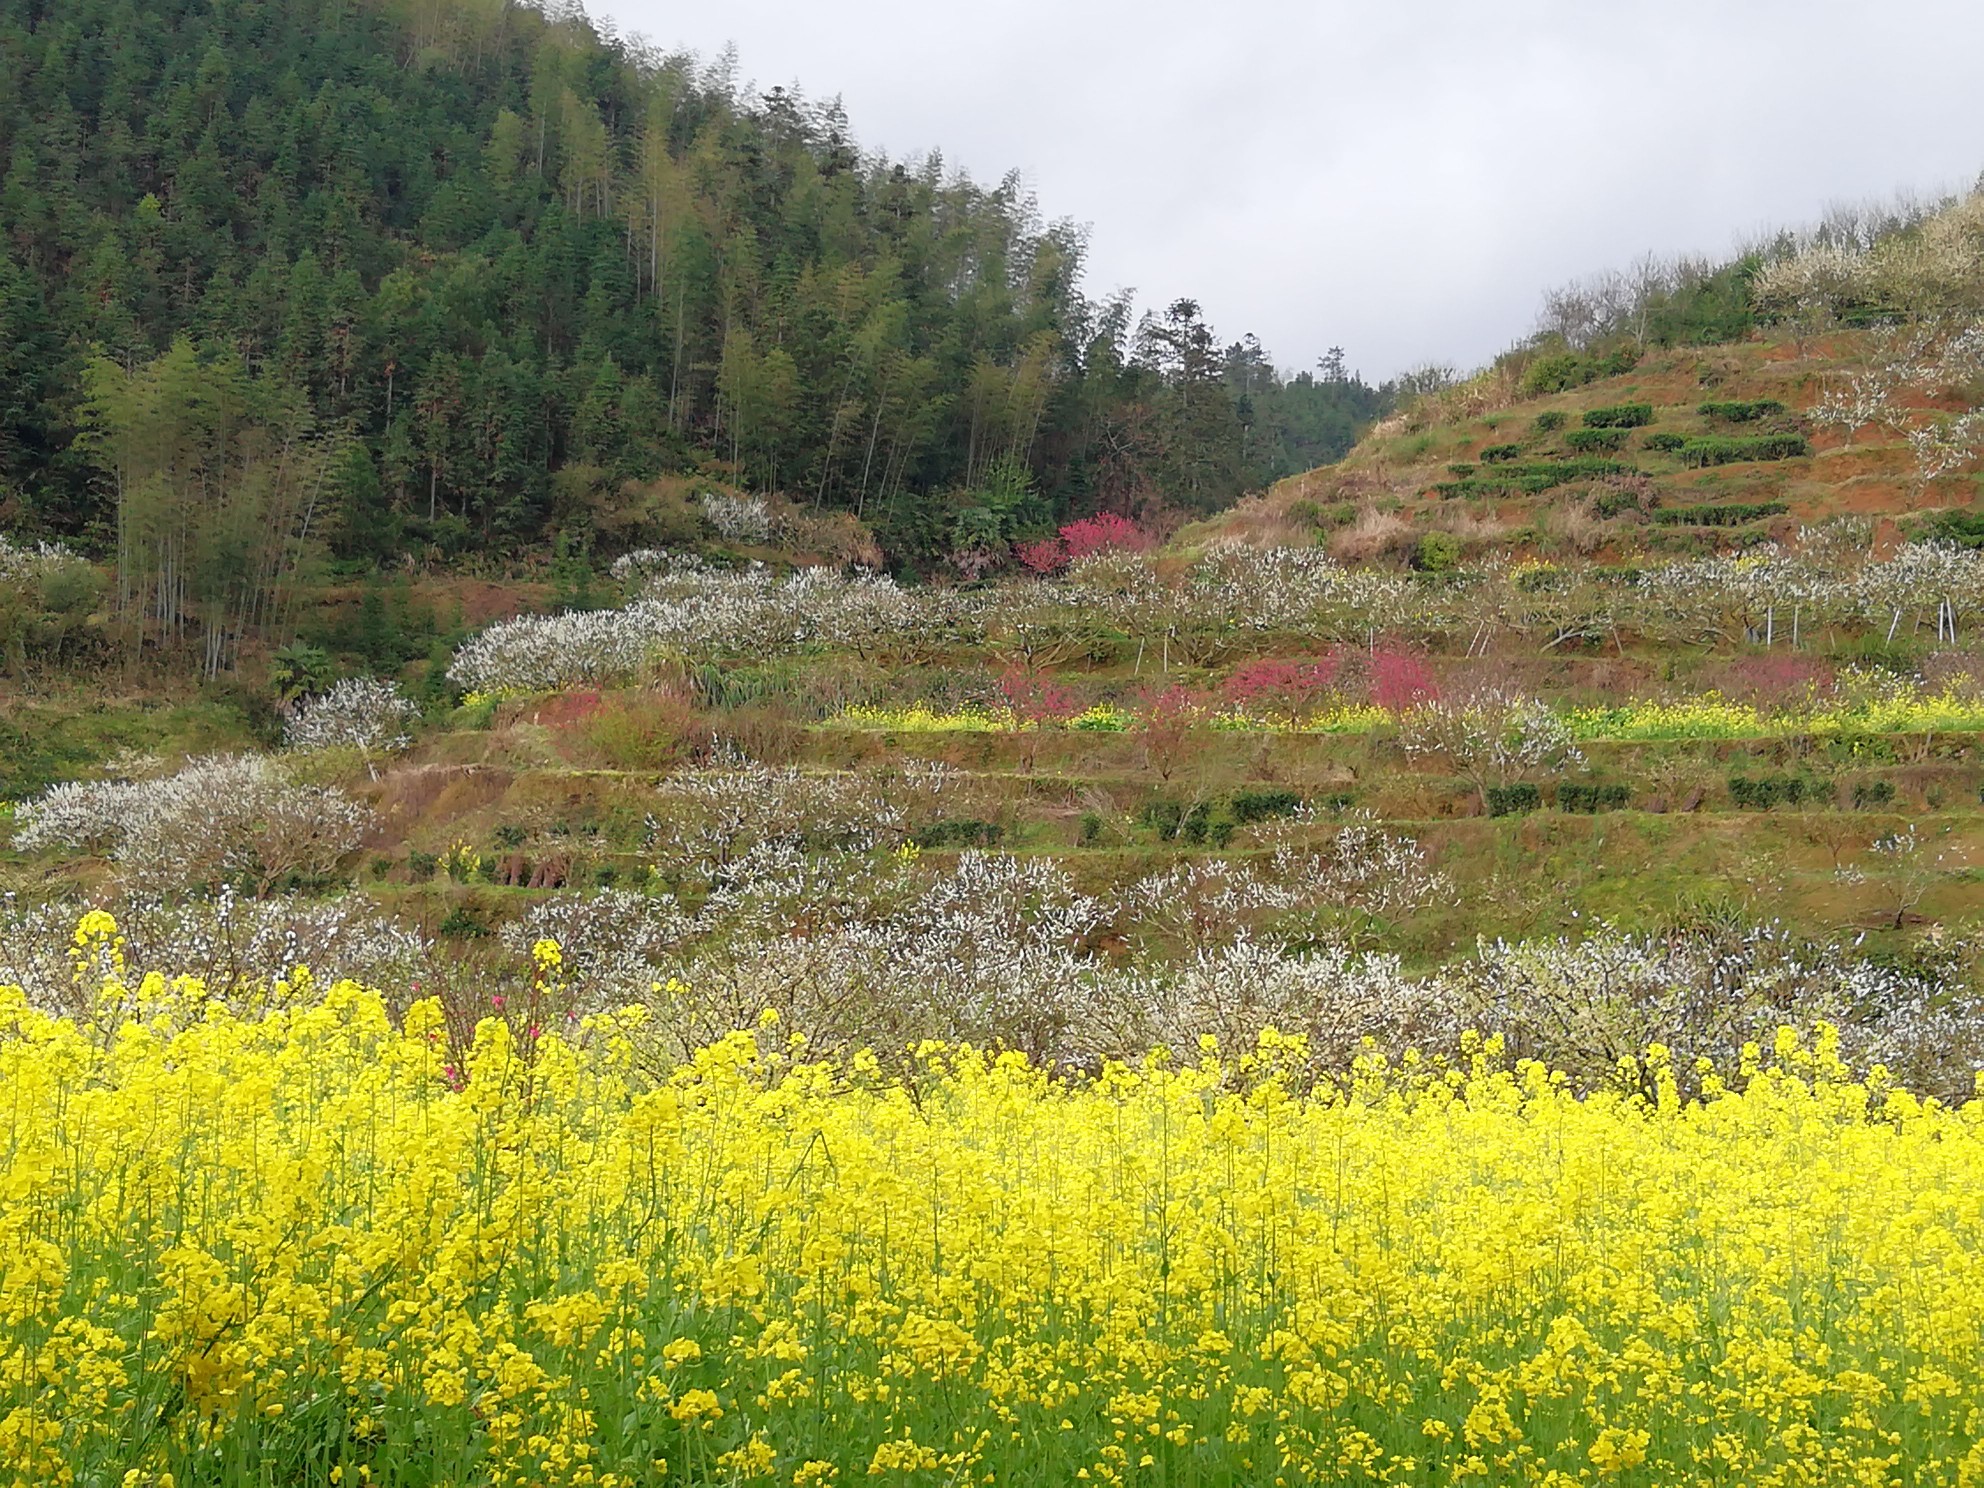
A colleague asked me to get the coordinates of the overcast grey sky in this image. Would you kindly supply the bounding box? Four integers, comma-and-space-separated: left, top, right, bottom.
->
604, 0, 1983, 382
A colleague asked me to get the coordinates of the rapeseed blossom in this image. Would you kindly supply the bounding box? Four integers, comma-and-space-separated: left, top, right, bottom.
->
7, 920, 1984, 1484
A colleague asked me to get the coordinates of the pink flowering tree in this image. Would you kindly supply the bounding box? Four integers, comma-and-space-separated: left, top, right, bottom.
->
1369, 648, 1439, 713
999, 666, 1082, 772
1059, 512, 1150, 560
1222, 653, 1343, 726
1136, 683, 1208, 779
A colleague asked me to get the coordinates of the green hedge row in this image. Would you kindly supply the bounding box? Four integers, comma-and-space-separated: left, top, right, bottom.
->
1698, 399, 1787, 422
1486, 783, 1543, 817
1480, 443, 1522, 463
1582, 403, 1654, 429
1651, 500, 1790, 527
1565, 428, 1628, 453
1728, 774, 1815, 809
1678, 434, 1809, 467
1434, 458, 1635, 499
1558, 782, 1630, 813
1642, 431, 1688, 452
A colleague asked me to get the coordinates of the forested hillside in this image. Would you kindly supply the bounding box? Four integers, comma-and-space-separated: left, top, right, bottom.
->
0, 0, 1389, 581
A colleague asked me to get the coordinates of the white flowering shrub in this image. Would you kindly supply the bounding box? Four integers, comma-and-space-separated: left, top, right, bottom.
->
453, 558, 937, 689
497, 889, 694, 1009
1098, 935, 1455, 1070
285, 678, 419, 754
1398, 692, 1583, 802
0, 535, 84, 584
14, 754, 373, 896
0, 889, 427, 1020
699, 491, 773, 544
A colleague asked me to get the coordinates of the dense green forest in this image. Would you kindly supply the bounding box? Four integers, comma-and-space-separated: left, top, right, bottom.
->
0, 0, 1392, 583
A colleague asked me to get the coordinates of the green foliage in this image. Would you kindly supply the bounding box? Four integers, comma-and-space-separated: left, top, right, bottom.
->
1698, 400, 1788, 423
1564, 428, 1628, 453
1519, 347, 1640, 397
1557, 782, 1630, 813
1582, 404, 1654, 429
437, 903, 493, 939
0, 0, 1395, 588
1651, 501, 1790, 527
1138, 799, 1186, 841
1486, 783, 1543, 816
1228, 787, 1303, 823
1532, 411, 1568, 433
1852, 780, 1896, 809
270, 643, 335, 704
1479, 443, 1522, 463
1137, 797, 1234, 846
1677, 436, 1810, 468
914, 819, 1005, 849
1643, 431, 1689, 452
1433, 458, 1635, 499
1414, 531, 1464, 573
1922, 509, 1984, 549
1728, 774, 1815, 809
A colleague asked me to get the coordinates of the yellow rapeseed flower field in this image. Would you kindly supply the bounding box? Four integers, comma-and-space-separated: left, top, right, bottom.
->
7, 917, 1984, 1486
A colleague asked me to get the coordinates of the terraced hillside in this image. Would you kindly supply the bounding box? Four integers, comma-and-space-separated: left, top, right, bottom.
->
1210, 327, 1984, 560
8, 527, 1984, 1102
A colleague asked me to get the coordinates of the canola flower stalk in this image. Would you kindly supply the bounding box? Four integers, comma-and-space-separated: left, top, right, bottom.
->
834, 686, 1984, 742
6, 918, 1984, 1485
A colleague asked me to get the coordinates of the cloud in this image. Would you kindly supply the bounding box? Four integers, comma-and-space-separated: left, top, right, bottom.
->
603, 0, 1984, 378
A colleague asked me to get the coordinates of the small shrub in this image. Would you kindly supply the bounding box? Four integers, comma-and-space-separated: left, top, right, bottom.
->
914, 818, 1005, 849
1446, 463, 1478, 478
1651, 501, 1790, 527
1078, 812, 1103, 846
1480, 443, 1522, 463
1565, 428, 1628, 453
407, 849, 439, 881
1922, 509, 1984, 549
1532, 410, 1568, 433
1486, 783, 1543, 816
1229, 787, 1303, 824
1138, 799, 1185, 841
1519, 346, 1639, 396
437, 903, 492, 939
1678, 435, 1809, 467
1698, 399, 1787, 423
1414, 531, 1464, 573
583, 691, 699, 771
1728, 773, 1813, 809
1582, 403, 1654, 429
1557, 782, 1631, 813
1643, 431, 1688, 452
1058, 512, 1151, 559
1852, 780, 1896, 809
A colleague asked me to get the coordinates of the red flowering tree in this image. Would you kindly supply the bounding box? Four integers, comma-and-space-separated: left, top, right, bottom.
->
1369, 649, 1439, 713
1058, 512, 1150, 560
1014, 538, 1068, 575
1223, 653, 1343, 726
